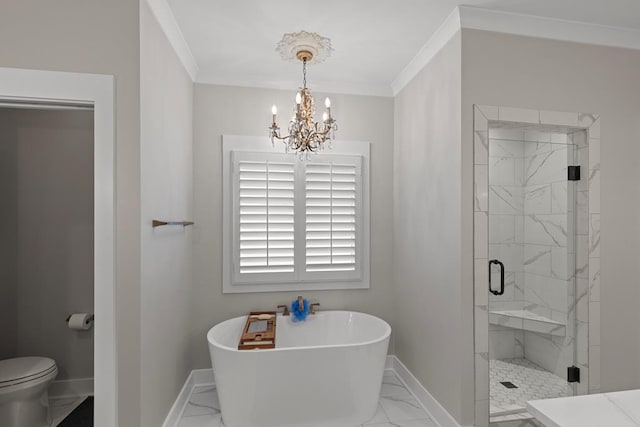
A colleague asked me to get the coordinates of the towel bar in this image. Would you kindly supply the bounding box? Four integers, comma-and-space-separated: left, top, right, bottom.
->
152, 220, 194, 228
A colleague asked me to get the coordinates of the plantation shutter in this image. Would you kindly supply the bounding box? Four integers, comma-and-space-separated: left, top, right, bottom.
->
226, 144, 367, 291
233, 152, 296, 281
303, 156, 362, 278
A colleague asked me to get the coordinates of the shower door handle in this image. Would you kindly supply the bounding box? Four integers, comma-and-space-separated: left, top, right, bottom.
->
489, 259, 505, 296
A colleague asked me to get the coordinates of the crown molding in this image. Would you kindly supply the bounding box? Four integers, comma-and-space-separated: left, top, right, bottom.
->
391, 6, 640, 96
147, 2, 640, 98
145, 0, 199, 81
459, 5, 640, 52
391, 8, 461, 96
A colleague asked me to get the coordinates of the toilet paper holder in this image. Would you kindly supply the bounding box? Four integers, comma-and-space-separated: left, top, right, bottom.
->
65, 314, 94, 323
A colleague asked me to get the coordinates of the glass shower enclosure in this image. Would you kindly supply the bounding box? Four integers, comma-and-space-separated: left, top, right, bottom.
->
487, 124, 582, 420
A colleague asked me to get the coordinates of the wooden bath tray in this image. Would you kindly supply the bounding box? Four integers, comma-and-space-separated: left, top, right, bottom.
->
238, 311, 277, 350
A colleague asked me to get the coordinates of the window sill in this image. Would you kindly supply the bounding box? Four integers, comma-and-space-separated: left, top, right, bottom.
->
222, 279, 370, 294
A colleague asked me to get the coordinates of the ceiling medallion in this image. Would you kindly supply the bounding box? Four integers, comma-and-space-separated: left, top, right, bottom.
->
276, 30, 333, 64
269, 31, 337, 158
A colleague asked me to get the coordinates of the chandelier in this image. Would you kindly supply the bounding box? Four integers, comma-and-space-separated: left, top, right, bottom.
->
269, 31, 337, 157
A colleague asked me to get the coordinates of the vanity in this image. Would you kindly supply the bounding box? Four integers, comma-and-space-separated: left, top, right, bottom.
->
527, 389, 640, 427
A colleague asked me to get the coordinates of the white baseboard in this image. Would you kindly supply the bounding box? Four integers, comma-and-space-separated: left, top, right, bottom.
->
49, 377, 94, 399
161, 368, 218, 427
388, 356, 464, 427
163, 356, 464, 427
162, 371, 196, 427
190, 368, 214, 385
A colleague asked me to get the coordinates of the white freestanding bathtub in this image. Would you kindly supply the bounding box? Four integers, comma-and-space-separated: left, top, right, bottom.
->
207, 311, 391, 427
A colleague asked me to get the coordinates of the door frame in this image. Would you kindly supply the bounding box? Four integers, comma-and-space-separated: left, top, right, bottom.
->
472, 104, 601, 426
0, 67, 116, 427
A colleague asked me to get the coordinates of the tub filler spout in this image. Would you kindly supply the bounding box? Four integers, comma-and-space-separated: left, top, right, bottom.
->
310, 302, 320, 314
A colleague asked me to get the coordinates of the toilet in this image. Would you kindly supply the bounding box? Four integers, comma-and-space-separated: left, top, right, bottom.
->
0, 357, 58, 427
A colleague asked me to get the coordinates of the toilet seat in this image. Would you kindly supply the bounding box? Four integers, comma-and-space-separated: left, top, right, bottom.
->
0, 357, 57, 389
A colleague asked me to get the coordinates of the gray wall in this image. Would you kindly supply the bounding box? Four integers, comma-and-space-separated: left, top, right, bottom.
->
393, 32, 474, 425
0, 2, 142, 424
0, 109, 94, 380
0, 112, 18, 360
140, 2, 194, 426
191, 83, 394, 368
462, 29, 640, 393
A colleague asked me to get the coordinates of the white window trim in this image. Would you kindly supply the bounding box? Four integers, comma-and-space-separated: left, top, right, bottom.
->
222, 135, 370, 293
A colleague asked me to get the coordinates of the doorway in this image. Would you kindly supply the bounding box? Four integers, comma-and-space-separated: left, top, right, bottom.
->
0, 67, 116, 427
472, 105, 601, 427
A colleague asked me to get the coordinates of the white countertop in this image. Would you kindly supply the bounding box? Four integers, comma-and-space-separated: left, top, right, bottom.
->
527, 389, 640, 427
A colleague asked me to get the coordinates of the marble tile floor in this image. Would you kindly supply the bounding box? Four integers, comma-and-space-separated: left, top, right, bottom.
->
49, 395, 89, 427
490, 358, 570, 419
176, 370, 439, 427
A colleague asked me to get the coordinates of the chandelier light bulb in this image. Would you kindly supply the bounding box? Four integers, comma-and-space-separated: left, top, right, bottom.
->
296, 92, 302, 105
325, 97, 331, 108
272, 104, 277, 115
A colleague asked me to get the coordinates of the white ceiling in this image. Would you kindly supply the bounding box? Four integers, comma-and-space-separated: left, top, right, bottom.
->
165, 0, 640, 96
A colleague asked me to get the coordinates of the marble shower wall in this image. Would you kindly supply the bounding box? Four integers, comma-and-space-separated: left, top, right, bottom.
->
521, 132, 575, 379
488, 128, 576, 378
522, 134, 571, 321
488, 131, 525, 359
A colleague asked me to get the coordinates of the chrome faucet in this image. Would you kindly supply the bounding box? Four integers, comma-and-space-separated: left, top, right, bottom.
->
310, 302, 320, 315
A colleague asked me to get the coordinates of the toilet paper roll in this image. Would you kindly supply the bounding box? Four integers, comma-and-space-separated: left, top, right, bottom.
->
67, 313, 93, 331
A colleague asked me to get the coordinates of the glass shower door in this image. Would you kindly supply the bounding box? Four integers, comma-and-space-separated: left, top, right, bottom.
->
487, 128, 578, 419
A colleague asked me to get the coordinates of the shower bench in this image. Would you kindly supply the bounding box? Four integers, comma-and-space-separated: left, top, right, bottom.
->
489, 309, 566, 337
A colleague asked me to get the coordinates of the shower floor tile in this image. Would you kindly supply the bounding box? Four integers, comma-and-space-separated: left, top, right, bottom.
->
490, 358, 571, 417
175, 370, 438, 427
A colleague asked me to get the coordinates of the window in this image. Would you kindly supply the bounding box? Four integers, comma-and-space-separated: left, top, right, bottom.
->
222, 135, 369, 293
